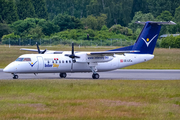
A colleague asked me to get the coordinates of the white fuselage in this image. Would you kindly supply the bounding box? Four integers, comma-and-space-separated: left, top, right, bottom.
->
3, 52, 154, 74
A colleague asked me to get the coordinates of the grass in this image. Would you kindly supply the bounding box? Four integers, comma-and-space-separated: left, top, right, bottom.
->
0, 79, 180, 120
0, 45, 180, 69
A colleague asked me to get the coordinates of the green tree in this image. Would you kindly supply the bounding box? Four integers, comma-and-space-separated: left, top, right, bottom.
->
168, 23, 180, 34
156, 11, 173, 21
160, 35, 177, 48
6, 0, 19, 23
32, 0, 48, 19
81, 14, 107, 30
0, 0, 6, 23
109, 24, 133, 36
81, 15, 98, 30
131, 0, 148, 18
10, 18, 38, 37
0, 0, 18, 23
121, 0, 133, 26
97, 14, 107, 30
0, 23, 12, 41
16, 0, 36, 20
53, 14, 83, 31
38, 19, 60, 36
101, 25, 108, 31
86, 0, 101, 16
174, 6, 180, 23
2, 33, 20, 45
175, 36, 180, 48
28, 26, 44, 39
128, 11, 156, 33
147, 0, 172, 17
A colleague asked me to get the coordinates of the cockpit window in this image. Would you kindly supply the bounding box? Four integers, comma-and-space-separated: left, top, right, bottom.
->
16, 58, 24, 61
23, 58, 31, 61
15, 58, 31, 61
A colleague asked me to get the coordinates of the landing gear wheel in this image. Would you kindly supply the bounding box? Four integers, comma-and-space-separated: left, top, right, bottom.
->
92, 73, 99, 79
60, 73, 67, 78
13, 75, 18, 79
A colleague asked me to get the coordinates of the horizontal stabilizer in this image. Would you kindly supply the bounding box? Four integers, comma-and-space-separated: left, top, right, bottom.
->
135, 21, 176, 25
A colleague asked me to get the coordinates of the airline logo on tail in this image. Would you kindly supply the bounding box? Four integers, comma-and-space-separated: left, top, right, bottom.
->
142, 34, 158, 47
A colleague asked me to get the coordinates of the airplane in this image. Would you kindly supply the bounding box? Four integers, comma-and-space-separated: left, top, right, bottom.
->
3, 21, 176, 79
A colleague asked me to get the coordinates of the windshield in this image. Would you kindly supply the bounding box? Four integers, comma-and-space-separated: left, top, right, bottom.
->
16, 58, 31, 62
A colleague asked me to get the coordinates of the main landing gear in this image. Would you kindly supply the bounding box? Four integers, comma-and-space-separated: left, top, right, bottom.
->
59, 73, 67, 78
90, 66, 100, 79
12, 73, 18, 79
92, 73, 99, 79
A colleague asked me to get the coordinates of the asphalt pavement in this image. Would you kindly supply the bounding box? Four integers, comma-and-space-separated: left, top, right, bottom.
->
0, 69, 180, 80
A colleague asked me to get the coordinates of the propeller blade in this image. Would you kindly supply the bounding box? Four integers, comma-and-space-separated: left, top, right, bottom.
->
74, 56, 80, 58
41, 49, 47, 54
72, 42, 74, 55
64, 42, 80, 60
36, 42, 46, 54
36, 42, 41, 54
65, 54, 70, 56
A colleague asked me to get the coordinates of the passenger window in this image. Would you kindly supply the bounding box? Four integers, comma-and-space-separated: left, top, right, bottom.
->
48, 61, 49, 64
69, 60, 71, 63
56, 61, 58, 63
59, 60, 61, 63
66, 60, 68, 63
52, 61, 54, 63
62, 60, 64, 63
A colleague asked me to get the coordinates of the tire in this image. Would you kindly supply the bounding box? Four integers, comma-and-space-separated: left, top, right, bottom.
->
92, 73, 99, 79
13, 75, 18, 79
60, 73, 67, 78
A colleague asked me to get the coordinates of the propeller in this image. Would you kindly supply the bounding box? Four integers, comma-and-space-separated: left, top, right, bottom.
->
65, 42, 80, 71
36, 42, 47, 54
65, 42, 80, 61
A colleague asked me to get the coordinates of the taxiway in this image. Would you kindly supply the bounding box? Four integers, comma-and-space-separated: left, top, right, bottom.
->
0, 69, 180, 80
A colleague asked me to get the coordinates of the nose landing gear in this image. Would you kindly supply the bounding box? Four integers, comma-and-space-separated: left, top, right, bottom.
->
12, 73, 18, 79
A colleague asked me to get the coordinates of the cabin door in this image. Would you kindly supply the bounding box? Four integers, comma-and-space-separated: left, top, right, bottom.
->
37, 56, 44, 70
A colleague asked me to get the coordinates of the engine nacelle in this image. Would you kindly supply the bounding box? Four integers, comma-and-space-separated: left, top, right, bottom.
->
75, 52, 114, 63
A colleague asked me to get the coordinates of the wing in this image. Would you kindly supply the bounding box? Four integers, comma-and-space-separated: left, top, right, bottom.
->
20, 48, 43, 52
87, 50, 139, 55
74, 50, 139, 63
20, 48, 64, 54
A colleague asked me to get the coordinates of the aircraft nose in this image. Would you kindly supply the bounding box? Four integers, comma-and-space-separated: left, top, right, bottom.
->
3, 62, 17, 73
3, 67, 8, 72
3, 65, 12, 73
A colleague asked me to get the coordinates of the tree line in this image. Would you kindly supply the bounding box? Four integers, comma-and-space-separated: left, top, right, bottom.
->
1, 0, 180, 48
1, 0, 180, 26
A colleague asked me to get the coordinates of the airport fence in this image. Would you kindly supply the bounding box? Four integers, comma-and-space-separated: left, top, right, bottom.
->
1, 38, 135, 47
1, 38, 161, 48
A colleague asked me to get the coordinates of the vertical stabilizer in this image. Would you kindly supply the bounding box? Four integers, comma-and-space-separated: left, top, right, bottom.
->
132, 21, 176, 54
109, 21, 176, 54
132, 21, 161, 54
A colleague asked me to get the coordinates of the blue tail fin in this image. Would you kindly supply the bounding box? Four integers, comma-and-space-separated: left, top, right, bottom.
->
132, 21, 161, 54
110, 21, 176, 54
